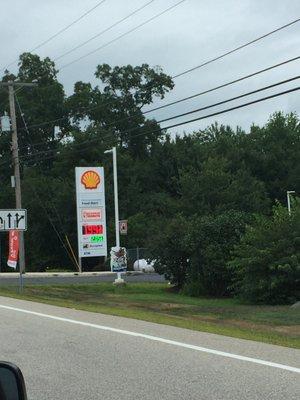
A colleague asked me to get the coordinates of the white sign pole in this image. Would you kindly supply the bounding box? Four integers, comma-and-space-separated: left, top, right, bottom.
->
112, 147, 123, 282
112, 147, 120, 249
105, 147, 124, 284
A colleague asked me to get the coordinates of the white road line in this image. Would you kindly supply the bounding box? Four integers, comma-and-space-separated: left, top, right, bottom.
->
0, 303, 299, 374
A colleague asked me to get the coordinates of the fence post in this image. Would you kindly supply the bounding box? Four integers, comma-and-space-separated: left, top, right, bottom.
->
137, 247, 139, 270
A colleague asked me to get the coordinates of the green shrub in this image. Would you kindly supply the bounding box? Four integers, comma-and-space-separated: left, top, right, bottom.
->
184, 210, 249, 296
151, 211, 249, 295
229, 200, 300, 304
149, 215, 192, 289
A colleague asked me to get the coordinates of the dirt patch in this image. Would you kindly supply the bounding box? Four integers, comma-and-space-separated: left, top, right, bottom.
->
216, 318, 300, 336
272, 325, 300, 335
190, 314, 219, 322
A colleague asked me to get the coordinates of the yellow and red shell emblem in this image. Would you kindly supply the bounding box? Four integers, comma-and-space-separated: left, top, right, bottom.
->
81, 170, 101, 189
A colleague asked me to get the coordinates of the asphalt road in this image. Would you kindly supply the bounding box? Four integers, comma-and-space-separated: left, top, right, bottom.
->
0, 296, 299, 400
0, 272, 165, 286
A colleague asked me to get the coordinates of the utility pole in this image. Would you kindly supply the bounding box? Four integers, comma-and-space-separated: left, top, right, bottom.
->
0, 81, 37, 283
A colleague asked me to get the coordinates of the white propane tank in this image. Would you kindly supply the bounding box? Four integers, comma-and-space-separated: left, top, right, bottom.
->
133, 259, 155, 272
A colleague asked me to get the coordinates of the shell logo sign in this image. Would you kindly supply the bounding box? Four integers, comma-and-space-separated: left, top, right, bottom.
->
81, 170, 100, 189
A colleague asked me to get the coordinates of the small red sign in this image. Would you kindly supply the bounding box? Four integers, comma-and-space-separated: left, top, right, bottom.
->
7, 230, 19, 269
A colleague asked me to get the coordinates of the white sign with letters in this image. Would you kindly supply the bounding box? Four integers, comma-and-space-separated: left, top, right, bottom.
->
0, 209, 27, 231
119, 220, 128, 235
75, 167, 107, 258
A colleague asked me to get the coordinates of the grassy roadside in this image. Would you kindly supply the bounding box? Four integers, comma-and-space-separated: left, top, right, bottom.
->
0, 283, 299, 348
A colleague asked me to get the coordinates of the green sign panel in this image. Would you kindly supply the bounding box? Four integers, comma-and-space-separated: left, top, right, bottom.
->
91, 235, 104, 243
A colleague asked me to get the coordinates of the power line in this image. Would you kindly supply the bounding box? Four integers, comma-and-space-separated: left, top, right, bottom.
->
30, 182, 79, 270
2, 5, 298, 124
144, 56, 300, 114
15, 95, 30, 135
172, 17, 300, 79
13, 84, 300, 165
156, 75, 300, 124
54, 75, 300, 142
15, 93, 62, 163
2, 0, 107, 72
157, 86, 300, 131
54, 0, 155, 62
59, 0, 187, 69
16, 55, 300, 138
15, 96, 78, 269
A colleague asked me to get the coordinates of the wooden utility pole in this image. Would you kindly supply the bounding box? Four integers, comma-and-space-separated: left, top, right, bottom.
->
0, 81, 37, 277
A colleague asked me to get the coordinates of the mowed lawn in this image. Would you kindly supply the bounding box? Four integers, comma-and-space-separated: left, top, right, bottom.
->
0, 283, 299, 348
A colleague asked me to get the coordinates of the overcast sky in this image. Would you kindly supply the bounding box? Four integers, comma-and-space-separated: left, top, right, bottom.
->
1, 0, 299, 135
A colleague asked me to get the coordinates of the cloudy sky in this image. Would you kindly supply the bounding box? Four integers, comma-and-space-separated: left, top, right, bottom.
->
1, 0, 299, 135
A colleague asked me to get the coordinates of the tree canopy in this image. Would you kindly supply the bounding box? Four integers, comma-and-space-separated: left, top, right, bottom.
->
0, 53, 299, 304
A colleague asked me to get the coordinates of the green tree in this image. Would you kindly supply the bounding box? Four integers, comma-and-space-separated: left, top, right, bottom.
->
184, 210, 250, 296
230, 200, 300, 304
67, 63, 174, 156
235, 112, 300, 203
179, 157, 269, 215
1, 53, 69, 170
150, 215, 192, 289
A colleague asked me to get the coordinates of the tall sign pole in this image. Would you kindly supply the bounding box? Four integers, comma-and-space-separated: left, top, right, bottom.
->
0, 81, 37, 286
104, 147, 120, 248
112, 147, 120, 248
104, 147, 127, 284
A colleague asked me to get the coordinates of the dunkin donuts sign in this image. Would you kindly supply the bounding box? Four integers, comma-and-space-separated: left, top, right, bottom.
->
81, 209, 102, 221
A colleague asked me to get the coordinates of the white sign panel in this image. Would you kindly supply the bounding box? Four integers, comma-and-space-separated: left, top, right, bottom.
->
0, 209, 27, 230
75, 167, 107, 258
81, 208, 102, 221
1, 115, 10, 132
110, 247, 127, 272
119, 220, 128, 235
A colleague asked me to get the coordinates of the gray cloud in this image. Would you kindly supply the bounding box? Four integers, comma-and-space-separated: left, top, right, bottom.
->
1, 0, 299, 135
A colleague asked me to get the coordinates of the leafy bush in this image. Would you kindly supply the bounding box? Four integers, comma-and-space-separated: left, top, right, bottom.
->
184, 211, 249, 296
150, 215, 191, 289
230, 201, 300, 304
151, 211, 249, 294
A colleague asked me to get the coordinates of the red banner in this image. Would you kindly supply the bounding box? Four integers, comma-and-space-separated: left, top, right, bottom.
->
7, 230, 19, 269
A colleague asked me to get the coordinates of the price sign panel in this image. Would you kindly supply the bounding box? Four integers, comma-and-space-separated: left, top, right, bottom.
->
82, 225, 103, 235
91, 235, 104, 243
75, 167, 107, 258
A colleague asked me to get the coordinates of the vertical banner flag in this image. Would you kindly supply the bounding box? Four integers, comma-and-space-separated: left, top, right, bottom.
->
7, 230, 19, 269
75, 167, 107, 258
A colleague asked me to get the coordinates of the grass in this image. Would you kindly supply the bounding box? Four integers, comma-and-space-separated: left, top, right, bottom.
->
0, 283, 299, 348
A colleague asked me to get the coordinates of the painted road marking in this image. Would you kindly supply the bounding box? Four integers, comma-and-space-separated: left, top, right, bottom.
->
0, 304, 299, 374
